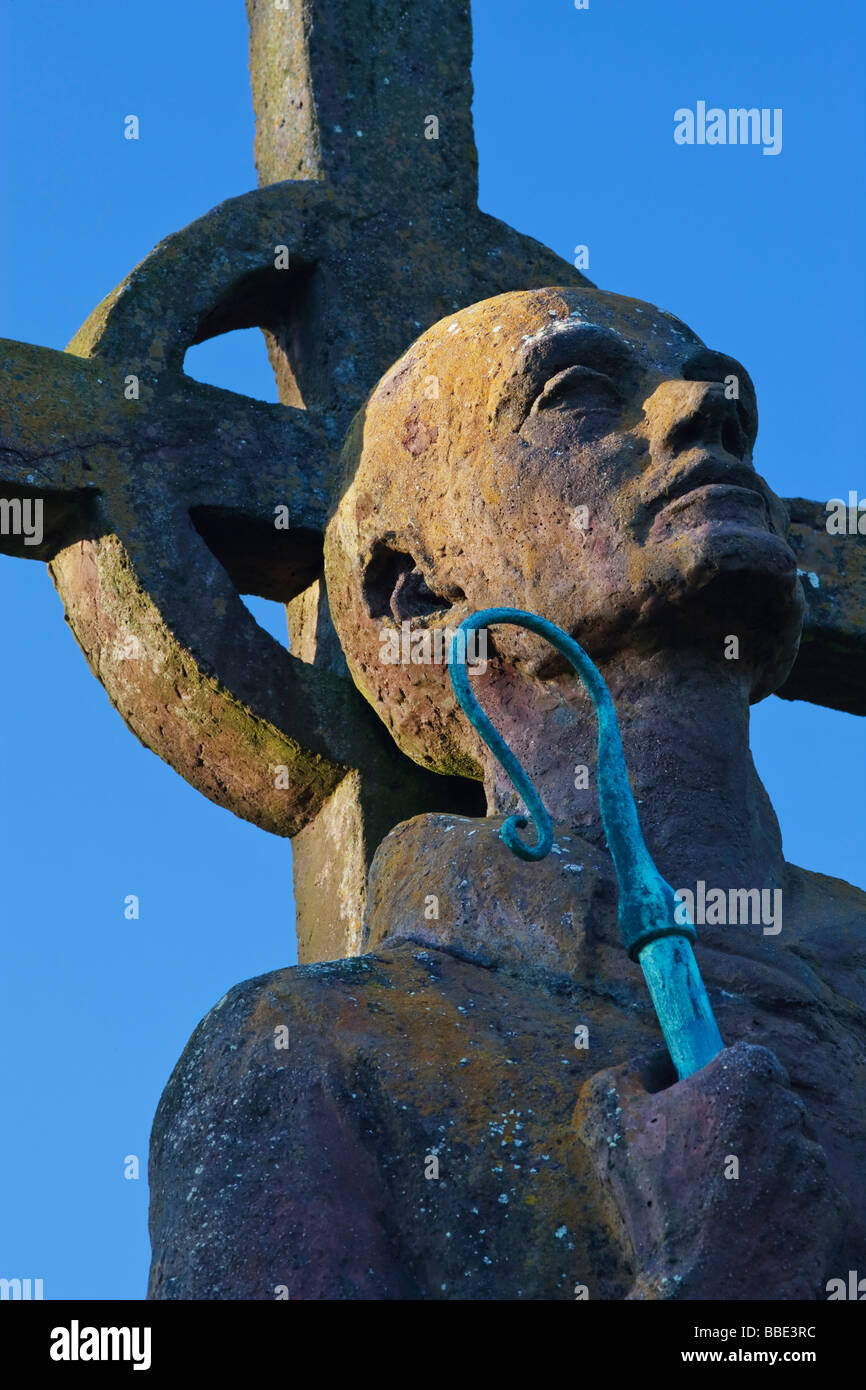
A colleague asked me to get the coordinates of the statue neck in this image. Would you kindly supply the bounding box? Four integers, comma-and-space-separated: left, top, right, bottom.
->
479, 650, 786, 893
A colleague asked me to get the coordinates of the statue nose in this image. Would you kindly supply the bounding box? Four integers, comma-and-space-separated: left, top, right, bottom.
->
647, 379, 749, 461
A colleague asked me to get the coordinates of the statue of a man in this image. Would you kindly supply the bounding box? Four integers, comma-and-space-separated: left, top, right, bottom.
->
148, 288, 864, 1300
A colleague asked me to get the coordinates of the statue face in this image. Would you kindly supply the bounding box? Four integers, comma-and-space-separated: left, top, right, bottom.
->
325, 287, 803, 776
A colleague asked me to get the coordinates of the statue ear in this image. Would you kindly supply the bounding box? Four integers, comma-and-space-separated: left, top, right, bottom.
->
362, 544, 460, 623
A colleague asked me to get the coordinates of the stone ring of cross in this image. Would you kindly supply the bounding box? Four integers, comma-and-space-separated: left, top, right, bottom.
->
0, 162, 615, 892
2, 173, 865, 970
1, 183, 401, 842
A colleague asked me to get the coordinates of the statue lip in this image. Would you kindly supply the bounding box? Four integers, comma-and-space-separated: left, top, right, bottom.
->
647, 455, 770, 518
653, 483, 770, 531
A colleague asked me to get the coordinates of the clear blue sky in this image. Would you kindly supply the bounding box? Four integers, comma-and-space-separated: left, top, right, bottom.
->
1, 0, 864, 1300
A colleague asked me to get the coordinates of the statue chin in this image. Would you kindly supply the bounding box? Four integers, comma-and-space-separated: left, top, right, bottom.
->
627, 521, 806, 697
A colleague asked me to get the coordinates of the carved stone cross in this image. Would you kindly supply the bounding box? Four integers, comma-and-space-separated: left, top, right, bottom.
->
1, 0, 863, 962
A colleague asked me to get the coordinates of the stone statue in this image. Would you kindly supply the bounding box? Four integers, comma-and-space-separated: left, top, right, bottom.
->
147, 287, 865, 1300
3, 0, 864, 1302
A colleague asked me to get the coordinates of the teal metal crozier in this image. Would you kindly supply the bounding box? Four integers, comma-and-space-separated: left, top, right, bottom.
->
447, 607, 724, 1081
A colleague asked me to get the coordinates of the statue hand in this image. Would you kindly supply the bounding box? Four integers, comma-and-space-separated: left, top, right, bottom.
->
573, 1040, 848, 1300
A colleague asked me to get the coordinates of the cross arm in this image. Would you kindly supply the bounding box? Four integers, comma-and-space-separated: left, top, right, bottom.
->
778, 497, 866, 716
0, 337, 111, 559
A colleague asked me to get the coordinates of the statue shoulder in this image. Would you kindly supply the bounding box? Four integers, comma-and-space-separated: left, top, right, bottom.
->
784, 861, 866, 936
781, 860, 866, 978
167, 956, 389, 1082
148, 953, 424, 1299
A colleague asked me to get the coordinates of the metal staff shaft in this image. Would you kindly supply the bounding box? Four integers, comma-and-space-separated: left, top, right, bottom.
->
447, 607, 723, 1080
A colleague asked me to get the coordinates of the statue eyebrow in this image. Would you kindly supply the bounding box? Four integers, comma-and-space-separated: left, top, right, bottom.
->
490, 322, 640, 430
524, 321, 639, 374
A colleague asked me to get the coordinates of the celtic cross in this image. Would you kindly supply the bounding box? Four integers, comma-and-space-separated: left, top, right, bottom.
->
1, 0, 863, 964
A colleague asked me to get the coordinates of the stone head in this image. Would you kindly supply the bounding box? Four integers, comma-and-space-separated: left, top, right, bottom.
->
324, 287, 803, 778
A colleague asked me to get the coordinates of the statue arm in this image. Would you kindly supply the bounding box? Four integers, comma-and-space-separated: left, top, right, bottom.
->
147, 969, 420, 1300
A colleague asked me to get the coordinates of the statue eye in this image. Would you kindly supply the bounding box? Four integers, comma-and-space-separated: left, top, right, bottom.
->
528, 365, 623, 421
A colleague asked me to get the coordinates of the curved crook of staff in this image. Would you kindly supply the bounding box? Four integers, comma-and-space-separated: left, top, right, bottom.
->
447, 607, 724, 1081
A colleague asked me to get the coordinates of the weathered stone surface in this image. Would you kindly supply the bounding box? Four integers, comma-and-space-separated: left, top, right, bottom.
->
776, 497, 866, 715
247, 0, 479, 209
325, 288, 865, 770
325, 287, 805, 784
1, 14, 591, 952
148, 942, 642, 1300
148, 836, 865, 1298
148, 274, 866, 1300
4, 0, 864, 1303
575, 1042, 849, 1300
364, 812, 617, 977
1, 284, 358, 840
291, 769, 481, 964
2, 0, 862, 972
